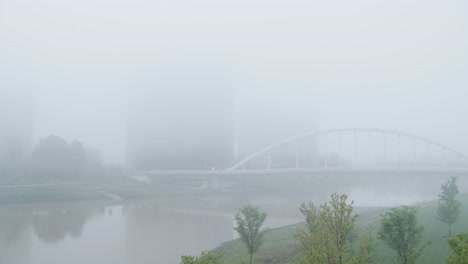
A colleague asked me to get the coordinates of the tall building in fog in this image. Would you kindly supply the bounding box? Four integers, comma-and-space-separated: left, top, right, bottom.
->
0, 89, 33, 160
126, 63, 234, 170
126, 65, 319, 170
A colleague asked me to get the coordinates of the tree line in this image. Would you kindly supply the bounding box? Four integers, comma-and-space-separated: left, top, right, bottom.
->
0, 135, 116, 184
182, 177, 467, 264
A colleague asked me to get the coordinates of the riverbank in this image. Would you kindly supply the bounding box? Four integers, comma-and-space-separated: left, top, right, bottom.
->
2, 173, 467, 264
0, 176, 235, 205
0, 180, 161, 204
2, 173, 466, 206
213, 192, 468, 264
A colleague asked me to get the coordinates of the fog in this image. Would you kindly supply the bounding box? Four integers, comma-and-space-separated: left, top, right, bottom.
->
1, 0, 467, 263
1, 0, 467, 164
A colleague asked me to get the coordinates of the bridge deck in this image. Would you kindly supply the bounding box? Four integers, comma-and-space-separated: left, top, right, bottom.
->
127, 167, 468, 176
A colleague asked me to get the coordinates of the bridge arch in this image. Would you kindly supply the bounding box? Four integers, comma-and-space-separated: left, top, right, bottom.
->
229, 128, 468, 170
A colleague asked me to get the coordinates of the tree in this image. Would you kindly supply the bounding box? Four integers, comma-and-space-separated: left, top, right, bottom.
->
180, 252, 224, 264
31, 135, 105, 180
295, 193, 358, 264
447, 232, 468, 264
378, 206, 425, 264
31, 204, 103, 244
437, 176, 461, 237
234, 205, 267, 264
32, 135, 73, 179
347, 226, 379, 264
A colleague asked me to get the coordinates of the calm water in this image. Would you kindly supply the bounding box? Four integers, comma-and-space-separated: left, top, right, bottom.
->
0, 195, 305, 264
0, 174, 456, 264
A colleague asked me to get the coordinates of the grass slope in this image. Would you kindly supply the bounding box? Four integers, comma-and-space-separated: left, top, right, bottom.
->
215, 193, 468, 264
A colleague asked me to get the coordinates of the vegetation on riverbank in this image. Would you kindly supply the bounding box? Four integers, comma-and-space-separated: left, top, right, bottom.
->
213, 192, 468, 264
0, 181, 160, 204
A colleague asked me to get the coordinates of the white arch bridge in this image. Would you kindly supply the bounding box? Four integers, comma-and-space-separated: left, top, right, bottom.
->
229, 128, 468, 171
127, 128, 468, 177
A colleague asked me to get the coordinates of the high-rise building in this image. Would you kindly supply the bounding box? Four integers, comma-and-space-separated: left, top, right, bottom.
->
126, 64, 234, 170
0, 89, 33, 160
126, 66, 319, 170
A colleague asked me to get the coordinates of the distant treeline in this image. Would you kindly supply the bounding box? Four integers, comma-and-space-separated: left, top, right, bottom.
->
0, 135, 120, 184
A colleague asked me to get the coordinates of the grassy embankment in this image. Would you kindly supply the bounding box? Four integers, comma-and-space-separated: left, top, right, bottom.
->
215, 192, 468, 264
0, 176, 164, 204
0, 174, 231, 204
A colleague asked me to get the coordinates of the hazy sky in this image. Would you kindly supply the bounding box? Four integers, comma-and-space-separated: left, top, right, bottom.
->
1, 0, 467, 164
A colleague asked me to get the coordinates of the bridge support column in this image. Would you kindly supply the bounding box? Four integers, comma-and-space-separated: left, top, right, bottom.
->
353, 130, 357, 167
443, 147, 447, 168
397, 135, 401, 167
339, 131, 343, 167
268, 152, 271, 170
325, 133, 328, 168
428, 142, 431, 167
383, 132, 386, 167
295, 142, 299, 169
368, 130, 372, 166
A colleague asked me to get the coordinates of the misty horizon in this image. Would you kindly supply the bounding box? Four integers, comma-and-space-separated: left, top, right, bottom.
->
1, 0, 467, 166
1, 1, 467, 264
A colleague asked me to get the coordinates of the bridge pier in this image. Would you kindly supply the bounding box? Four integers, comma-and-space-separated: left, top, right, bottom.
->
353, 130, 357, 167
267, 152, 271, 170
295, 143, 299, 169
325, 132, 328, 168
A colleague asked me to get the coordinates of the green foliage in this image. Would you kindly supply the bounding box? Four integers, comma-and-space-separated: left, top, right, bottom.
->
32, 135, 87, 179
234, 205, 268, 264
437, 177, 462, 237
0, 134, 111, 184
181, 251, 224, 264
378, 206, 425, 264
217, 192, 468, 264
347, 226, 379, 264
447, 233, 468, 264
294, 193, 359, 264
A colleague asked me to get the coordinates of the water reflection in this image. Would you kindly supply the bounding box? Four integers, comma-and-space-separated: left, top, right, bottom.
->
0, 203, 105, 264
0, 199, 239, 264
31, 205, 104, 244
0, 174, 456, 264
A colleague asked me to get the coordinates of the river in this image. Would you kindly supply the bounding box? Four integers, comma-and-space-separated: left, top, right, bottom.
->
0, 173, 457, 264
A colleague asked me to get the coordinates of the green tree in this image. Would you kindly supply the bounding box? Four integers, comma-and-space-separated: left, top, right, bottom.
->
347, 226, 379, 264
180, 251, 224, 264
437, 176, 461, 237
31, 135, 104, 180
234, 205, 267, 264
295, 193, 358, 264
447, 232, 468, 264
32, 135, 73, 179
378, 206, 425, 264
